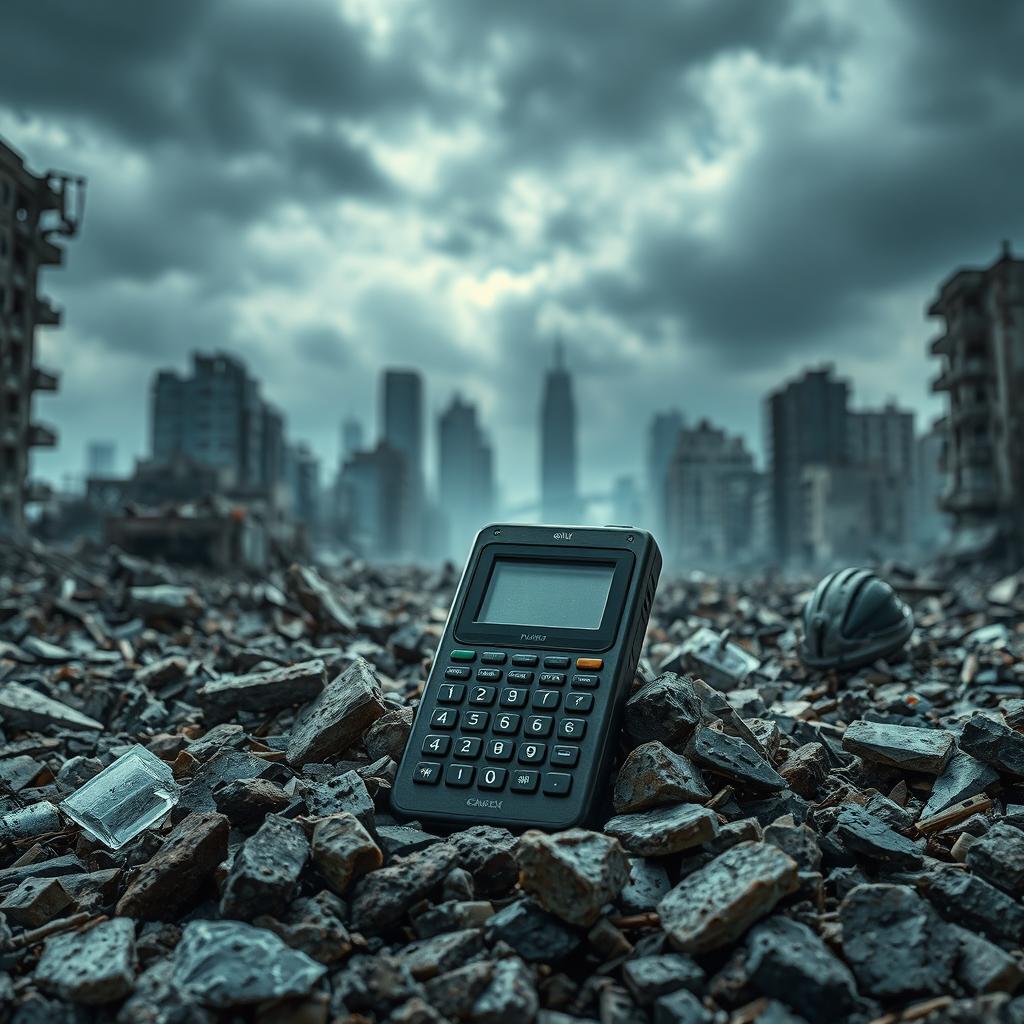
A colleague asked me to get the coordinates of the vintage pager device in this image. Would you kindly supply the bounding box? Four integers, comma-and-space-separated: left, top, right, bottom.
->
391, 524, 662, 830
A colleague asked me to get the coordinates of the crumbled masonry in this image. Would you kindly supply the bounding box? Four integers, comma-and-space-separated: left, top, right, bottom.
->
2, 541, 1024, 1022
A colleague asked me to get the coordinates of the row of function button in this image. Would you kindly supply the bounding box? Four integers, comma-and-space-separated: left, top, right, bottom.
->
429, 708, 588, 738
414, 761, 573, 795
449, 650, 604, 671
422, 735, 580, 766
443, 669, 601, 688
437, 686, 594, 711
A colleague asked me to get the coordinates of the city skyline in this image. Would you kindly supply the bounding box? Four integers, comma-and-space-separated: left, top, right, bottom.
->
6, 3, 1024, 503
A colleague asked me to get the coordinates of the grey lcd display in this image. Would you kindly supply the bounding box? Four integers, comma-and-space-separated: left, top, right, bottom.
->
476, 559, 614, 629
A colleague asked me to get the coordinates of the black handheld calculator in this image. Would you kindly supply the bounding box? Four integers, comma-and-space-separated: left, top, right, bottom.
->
391, 524, 662, 831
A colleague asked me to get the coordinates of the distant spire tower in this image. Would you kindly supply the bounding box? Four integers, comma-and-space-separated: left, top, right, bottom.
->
539, 338, 580, 523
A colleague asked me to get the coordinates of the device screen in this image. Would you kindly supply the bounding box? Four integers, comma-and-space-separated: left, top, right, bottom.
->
476, 558, 615, 629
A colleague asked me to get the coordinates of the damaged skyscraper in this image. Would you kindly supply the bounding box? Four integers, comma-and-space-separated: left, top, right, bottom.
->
0, 138, 84, 532
929, 242, 1024, 561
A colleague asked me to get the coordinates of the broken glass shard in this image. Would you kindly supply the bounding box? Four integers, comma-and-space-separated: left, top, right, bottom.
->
60, 744, 179, 849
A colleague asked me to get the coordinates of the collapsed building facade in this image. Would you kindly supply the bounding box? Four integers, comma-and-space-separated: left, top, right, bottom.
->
0, 138, 84, 533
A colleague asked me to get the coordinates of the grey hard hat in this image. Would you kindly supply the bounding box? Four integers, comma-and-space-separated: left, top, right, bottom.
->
799, 567, 914, 671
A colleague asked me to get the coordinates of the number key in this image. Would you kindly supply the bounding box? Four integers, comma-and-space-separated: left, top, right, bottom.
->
446, 764, 474, 787
454, 736, 482, 759
532, 689, 560, 710
494, 713, 521, 734
437, 683, 465, 704
566, 691, 593, 712
525, 716, 553, 737
558, 718, 586, 739
462, 710, 490, 732
421, 734, 451, 756
500, 688, 528, 708
518, 742, 546, 764
511, 770, 539, 792
479, 767, 508, 790
486, 738, 514, 762
469, 685, 496, 705
430, 707, 457, 729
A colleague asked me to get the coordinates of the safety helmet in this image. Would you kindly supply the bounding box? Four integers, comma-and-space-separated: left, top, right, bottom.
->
799, 567, 914, 670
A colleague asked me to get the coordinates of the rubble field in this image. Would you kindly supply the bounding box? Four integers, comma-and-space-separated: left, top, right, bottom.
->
2, 540, 1024, 1024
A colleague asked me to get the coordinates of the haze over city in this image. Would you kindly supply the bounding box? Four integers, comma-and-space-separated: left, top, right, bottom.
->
5, 0, 1024, 504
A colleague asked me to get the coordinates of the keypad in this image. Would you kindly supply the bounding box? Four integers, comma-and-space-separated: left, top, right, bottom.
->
417, 650, 603, 801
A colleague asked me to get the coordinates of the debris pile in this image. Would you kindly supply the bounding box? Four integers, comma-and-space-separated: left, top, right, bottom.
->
3, 541, 1024, 1023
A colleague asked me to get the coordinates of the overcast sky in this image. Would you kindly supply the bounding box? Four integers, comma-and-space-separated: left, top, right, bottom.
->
4, 0, 1023, 508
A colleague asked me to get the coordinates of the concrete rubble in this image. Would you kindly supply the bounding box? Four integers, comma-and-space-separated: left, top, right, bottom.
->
2, 542, 1024, 1022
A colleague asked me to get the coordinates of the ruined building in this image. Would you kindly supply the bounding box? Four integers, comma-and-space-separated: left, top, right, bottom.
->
929, 243, 1024, 560
0, 139, 84, 532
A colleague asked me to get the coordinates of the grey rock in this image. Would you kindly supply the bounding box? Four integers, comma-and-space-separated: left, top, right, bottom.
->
117, 957, 217, 1024
959, 714, 1024, 776
172, 919, 326, 1007
129, 584, 203, 622
176, 750, 275, 815
0, 876, 72, 927
212, 776, 292, 831
842, 720, 954, 774
197, 658, 326, 718
351, 841, 459, 932
745, 916, 858, 1023
612, 741, 710, 813
922, 749, 999, 818
965, 821, 1024, 895
400, 927, 484, 980
923, 869, 1024, 944
840, 883, 958, 1000
605, 802, 719, 857
622, 954, 705, 1006
333, 953, 418, 1015
424, 962, 495, 1021
287, 563, 356, 633
830, 805, 924, 868
652, 987, 710, 1024
623, 673, 702, 749
484, 897, 581, 962
35, 917, 137, 1005
0, 799, 61, 842
0, 680, 103, 732
255, 889, 352, 965
377, 823, 442, 859
220, 813, 309, 920
301, 768, 375, 827
619, 856, 671, 913
517, 828, 629, 927
449, 825, 519, 897
951, 924, 1024, 995
312, 811, 382, 895
286, 656, 388, 765
762, 820, 822, 872
20, 636, 75, 663
365, 705, 414, 762
689, 727, 787, 792
778, 742, 829, 798
472, 956, 538, 1024
117, 815, 229, 921
657, 841, 799, 953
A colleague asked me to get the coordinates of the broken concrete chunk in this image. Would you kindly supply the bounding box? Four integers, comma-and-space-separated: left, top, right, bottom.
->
365, 705, 414, 762
921, 748, 999, 819
689, 727, 787, 791
745, 915, 858, 1023
605, 802, 719, 857
312, 811, 382, 895
35, 917, 137, 1005
116, 812, 229, 921
622, 953, 705, 1006
400, 927, 484, 981
172, 919, 326, 1007
842, 720, 954, 774
840, 883, 959, 1000
212, 776, 292, 831
0, 875, 72, 927
623, 673, 702, 749
612, 741, 710, 813
0, 680, 103, 733
950, 923, 1024, 995
483, 896, 581, 962
657, 841, 799, 953
923, 868, 1024, 944
287, 563, 356, 633
778, 742, 829, 798
129, 584, 203, 622
959, 714, 1024, 776
471, 956, 539, 1024
350, 841, 459, 933
517, 828, 629, 927
965, 821, 1024, 895
220, 813, 309, 921
0, 799, 61, 842
197, 658, 326, 718
830, 805, 924, 868
286, 656, 388, 765
448, 824, 520, 897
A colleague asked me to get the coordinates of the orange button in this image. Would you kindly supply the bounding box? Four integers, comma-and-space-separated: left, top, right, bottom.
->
576, 657, 603, 671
